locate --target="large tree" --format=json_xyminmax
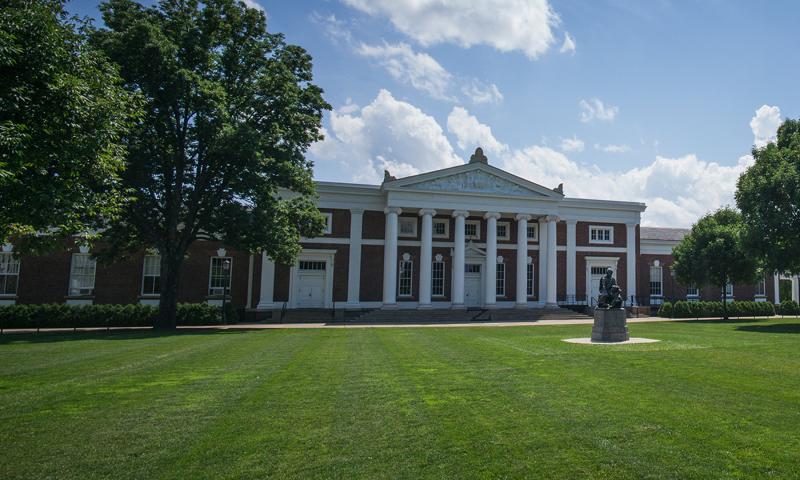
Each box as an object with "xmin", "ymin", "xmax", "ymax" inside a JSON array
[
  {"xmin": 0, "ymin": 0, "xmax": 138, "ymax": 249},
  {"xmin": 672, "ymin": 208, "xmax": 759, "ymax": 320},
  {"xmin": 93, "ymin": 0, "xmax": 329, "ymax": 329},
  {"xmin": 736, "ymin": 119, "xmax": 800, "ymax": 275}
]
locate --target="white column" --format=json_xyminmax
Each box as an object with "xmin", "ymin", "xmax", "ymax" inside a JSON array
[
  {"xmin": 516, "ymin": 214, "xmax": 531, "ymax": 307},
  {"xmin": 451, "ymin": 210, "xmax": 469, "ymax": 309},
  {"xmin": 626, "ymin": 223, "xmax": 638, "ymax": 305},
  {"xmin": 538, "ymin": 217, "xmax": 548, "ymax": 303},
  {"xmin": 257, "ymin": 252, "xmax": 276, "ymax": 309},
  {"xmin": 418, "ymin": 209, "xmax": 436, "ymax": 309},
  {"xmin": 382, "ymin": 207, "xmax": 401, "ymax": 308},
  {"xmin": 346, "ymin": 208, "xmax": 364, "ymax": 308},
  {"xmin": 484, "ymin": 212, "xmax": 501, "ymax": 308},
  {"xmin": 546, "ymin": 216, "xmax": 558, "ymax": 307},
  {"xmin": 793, "ymin": 276, "xmax": 800, "ymax": 303},
  {"xmin": 774, "ymin": 273, "xmax": 781, "ymax": 304},
  {"xmin": 566, "ymin": 220, "xmax": 577, "ymax": 303}
]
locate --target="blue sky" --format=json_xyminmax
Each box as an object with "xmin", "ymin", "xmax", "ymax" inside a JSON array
[{"xmin": 68, "ymin": 0, "xmax": 798, "ymax": 227}]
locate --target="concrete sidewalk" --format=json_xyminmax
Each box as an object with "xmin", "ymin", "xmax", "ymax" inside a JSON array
[{"xmin": 0, "ymin": 315, "xmax": 759, "ymax": 334}]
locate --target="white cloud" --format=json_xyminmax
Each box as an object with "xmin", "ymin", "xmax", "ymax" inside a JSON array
[
  {"xmin": 579, "ymin": 98, "xmax": 619, "ymax": 123},
  {"xmin": 594, "ymin": 143, "xmax": 631, "ymax": 153},
  {"xmin": 312, "ymin": 12, "xmax": 352, "ymax": 44},
  {"xmin": 560, "ymin": 135, "xmax": 584, "ymax": 153},
  {"xmin": 343, "ymin": 0, "xmax": 561, "ymax": 59},
  {"xmin": 461, "ymin": 80, "xmax": 504, "ymax": 105},
  {"xmin": 356, "ymin": 42, "xmax": 454, "ymax": 100},
  {"xmin": 446, "ymin": 106, "xmax": 508, "ymax": 157},
  {"xmin": 559, "ymin": 32, "xmax": 576, "ymax": 54},
  {"xmin": 750, "ymin": 104, "xmax": 781, "ymax": 147},
  {"xmin": 242, "ymin": 0, "xmax": 265, "ymax": 12},
  {"xmin": 309, "ymin": 90, "xmax": 462, "ymax": 183}
]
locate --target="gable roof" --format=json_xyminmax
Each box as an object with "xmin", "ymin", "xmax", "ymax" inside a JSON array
[
  {"xmin": 641, "ymin": 227, "xmax": 690, "ymax": 242},
  {"xmin": 381, "ymin": 161, "xmax": 564, "ymax": 199}
]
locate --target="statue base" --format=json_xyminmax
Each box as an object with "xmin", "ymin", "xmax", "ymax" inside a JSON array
[{"xmin": 591, "ymin": 308, "xmax": 629, "ymax": 342}]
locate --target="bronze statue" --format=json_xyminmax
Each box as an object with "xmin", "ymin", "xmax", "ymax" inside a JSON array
[{"xmin": 597, "ymin": 268, "xmax": 623, "ymax": 309}]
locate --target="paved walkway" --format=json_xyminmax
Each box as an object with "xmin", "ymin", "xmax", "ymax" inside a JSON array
[{"xmin": 0, "ymin": 315, "xmax": 764, "ymax": 334}]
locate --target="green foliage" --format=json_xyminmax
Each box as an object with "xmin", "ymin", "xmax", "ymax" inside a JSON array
[
  {"xmin": 737, "ymin": 119, "xmax": 800, "ymax": 274},
  {"xmin": 778, "ymin": 300, "xmax": 800, "ymax": 316},
  {"xmin": 672, "ymin": 207, "xmax": 759, "ymax": 317},
  {"xmin": 0, "ymin": 303, "xmax": 223, "ymax": 329},
  {"xmin": 657, "ymin": 301, "xmax": 673, "ymax": 317},
  {"xmin": 0, "ymin": 0, "xmax": 140, "ymax": 249},
  {"xmin": 92, "ymin": 0, "xmax": 329, "ymax": 328},
  {"xmin": 658, "ymin": 301, "xmax": 775, "ymax": 319}
]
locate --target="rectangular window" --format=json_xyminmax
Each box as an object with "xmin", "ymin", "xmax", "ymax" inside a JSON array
[
  {"xmin": 591, "ymin": 266, "xmax": 610, "ymax": 275},
  {"xmin": 724, "ymin": 282, "xmax": 734, "ymax": 298},
  {"xmin": 496, "ymin": 222, "xmax": 510, "ymax": 240},
  {"xmin": 142, "ymin": 255, "xmax": 161, "ymax": 295},
  {"xmin": 398, "ymin": 260, "xmax": 413, "ymax": 296},
  {"xmin": 432, "ymin": 261, "xmax": 445, "ymax": 296},
  {"xmin": 756, "ymin": 275, "xmax": 766, "ymax": 297},
  {"xmin": 496, "ymin": 263, "xmax": 505, "ymax": 296},
  {"xmin": 399, "ymin": 217, "xmax": 417, "ymax": 237},
  {"xmin": 68, "ymin": 253, "xmax": 96, "ymax": 296},
  {"xmin": 649, "ymin": 265, "xmax": 663, "ymax": 296},
  {"xmin": 527, "ymin": 263, "xmax": 534, "ymax": 296},
  {"xmin": 299, "ymin": 261, "xmax": 326, "ymax": 270},
  {"xmin": 0, "ymin": 253, "xmax": 20, "ymax": 295},
  {"xmin": 686, "ymin": 284, "xmax": 699, "ymax": 298},
  {"xmin": 321, "ymin": 212, "xmax": 332, "ymax": 234},
  {"xmin": 464, "ymin": 220, "xmax": 480, "ymax": 240},
  {"xmin": 209, "ymin": 257, "xmax": 233, "ymax": 295},
  {"xmin": 465, "ymin": 264, "xmax": 481, "ymax": 273},
  {"xmin": 589, "ymin": 226, "xmax": 614, "ymax": 244},
  {"xmin": 433, "ymin": 219, "xmax": 448, "ymax": 238},
  {"xmin": 526, "ymin": 224, "xmax": 538, "ymax": 241}
]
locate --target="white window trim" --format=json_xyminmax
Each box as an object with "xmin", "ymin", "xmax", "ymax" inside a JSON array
[
  {"xmin": 589, "ymin": 225, "xmax": 614, "ymax": 245},
  {"xmin": 755, "ymin": 274, "xmax": 767, "ymax": 298},
  {"xmin": 321, "ymin": 212, "xmax": 333, "ymax": 234},
  {"xmin": 465, "ymin": 220, "xmax": 481, "ymax": 240},
  {"xmin": 431, "ymin": 260, "xmax": 445, "ymax": 297},
  {"xmin": 526, "ymin": 262, "xmax": 534, "ymax": 297},
  {"xmin": 723, "ymin": 282, "xmax": 734, "ymax": 301},
  {"xmin": 649, "ymin": 264, "xmax": 663, "ymax": 297},
  {"xmin": 0, "ymin": 251, "xmax": 20, "ymax": 297},
  {"xmin": 398, "ymin": 258, "xmax": 413, "ymax": 297},
  {"xmin": 526, "ymin": 223, "xmax": 539, "ymax": 241},
  {"xmin": 68, "ymin": 253, "xmax": 96, "ymax": 297},
  {"xmin": 432, "ymin": 219, "xmax": 449, "ymax": 239},
  {"xmin": 141, "ymin": 254, "xmax": 161, "ymax": 297},
  {"xmin": 496, "ymin": 262, "xmax": 505, "ymax": 297},
  {"xmin": 686, "ymin": 284, "xmax": 699, "ymax": 299},
  {"xmin": 496, "ymin": 221, "xmax": 511, "ymax": 241},
  {"xmin": 208, "ymin": 256, "xmax": 233, "ymax": 296},
  {"xmin": 398, "ymin": 217, "xmax": 418, "ymax": 237}
]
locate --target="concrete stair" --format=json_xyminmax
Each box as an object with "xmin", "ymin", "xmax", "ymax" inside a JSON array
[{"xmin": 347, "ymin": 306, "xmax": 591, "ymax": 324}]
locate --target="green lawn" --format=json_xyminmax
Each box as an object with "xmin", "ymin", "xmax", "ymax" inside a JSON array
[{"xmin": 2, "ymin": 319, "xmax": 800, "ymax": 479}]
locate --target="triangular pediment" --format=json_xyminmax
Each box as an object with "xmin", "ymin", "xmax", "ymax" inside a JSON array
[{"xmin": 382, "ymin": 162, "xmax": 563, "ymax": 199}]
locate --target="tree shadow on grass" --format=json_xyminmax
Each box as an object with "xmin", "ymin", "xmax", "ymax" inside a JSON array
[
  {"xmin": 736, "ymin": 323, "xmax": 800, "ymax": 334},
  {"xmin": 0, "ymin": 328, "xmax": 267, "ymax": 345}
]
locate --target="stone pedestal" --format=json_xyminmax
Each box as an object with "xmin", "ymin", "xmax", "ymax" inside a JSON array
[{"xmin": 591, "ymin": 308, "xmax": 629, "ymax": 342}]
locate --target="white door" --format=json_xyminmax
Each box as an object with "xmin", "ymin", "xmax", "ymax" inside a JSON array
[
  {"xmin": 464, "ymin": 264, "xmax": 482, "ymax": 307},
  {"xmin": 589, "ymin": 265, "xmax": 613, "ymax": 304},
  {"xmin": 295, "ymin": 260, "xmax": 326, "ymax": 308}
]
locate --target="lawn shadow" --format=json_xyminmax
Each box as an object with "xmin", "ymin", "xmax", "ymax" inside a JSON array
[
  {"xmin": 736, "ymin": 323, "xmax": 800, "ymax": 334},
  {"xmin": 0, "ymin": 327, "xmax": 267, "ymax": 345}
]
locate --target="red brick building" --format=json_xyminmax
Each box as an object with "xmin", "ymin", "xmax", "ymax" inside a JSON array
[{"xmin": 1, "ymin": 151, "xmax": 795, "ymax": 313}]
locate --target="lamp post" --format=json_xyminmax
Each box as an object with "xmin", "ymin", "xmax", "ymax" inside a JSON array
[{"xmin": 221, "ymin": 258, "xmax": 231, "ymax": 323}]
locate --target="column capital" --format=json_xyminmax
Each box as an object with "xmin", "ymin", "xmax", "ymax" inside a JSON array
[
  {"xmin": 350, "ymin": 207, "xmax": 364, "ymax": 215},
  {"xmin": 418, "ymin": 208, "xmax": 437, "ymax": 217},
  {"xmin": 626, "ymin": 222, "xmax": 639, "ymax": 228},
  {"xmin": 452, "ymin": 210, "xmax": 470, "ymax": 218},
  {"xmin": 384, "ymin": 207, "xmax": 402, "ymax": 215},
  {"xmin": 544, "ymin": 215, "xmax": 560, "ymax": 223},
  {"xmin": 515, "ymin": 213, "xmax": 532, "ymax": 222},
  {"xmin": 565, "ymin": 218, "xmax": 578, "ymax": 225},
  {"xmin": 484, "ymin": 211, "xmax": 502, "ymax": 220}
]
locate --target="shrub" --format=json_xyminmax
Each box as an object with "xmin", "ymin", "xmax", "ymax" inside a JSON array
[
  {"xmin": 779, "ymin": 300, "xmax": 800, "ymax": 316},
  {"xmin": 654, "ymin": 300, "xmax": 776, "ymax": 319},
  {"xmin": 0, "ymin": 303, "xmax": 225, "ymax": 329},
  {"xmin": 657, "ymin": 301, "xmax": 673, "ymax": 317}
]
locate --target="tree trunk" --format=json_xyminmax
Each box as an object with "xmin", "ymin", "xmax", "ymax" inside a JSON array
[
  {"xmin": 721, "ymin": 284, "xmax": 728, "ymax": 321},
  {"xmin": 154, "ymin": 253, "xmax": 184, "ymax": 330}
]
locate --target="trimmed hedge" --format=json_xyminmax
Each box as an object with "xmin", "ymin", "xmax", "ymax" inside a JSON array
[
  {"xmin": 0, "ymin": 303, "xmax": 228, "ymax": 329},
  {"xmin": 657, "ymin": 300, "xmax": 776, "ymax": 319},
  {"xmin": 778, "ymin": 300, "xmax": 800, "ymax": 316}
]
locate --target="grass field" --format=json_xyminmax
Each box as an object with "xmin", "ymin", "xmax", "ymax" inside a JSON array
[{"xmin": 2, "ymin": 319, "xmax": 800, "ymax": 479}]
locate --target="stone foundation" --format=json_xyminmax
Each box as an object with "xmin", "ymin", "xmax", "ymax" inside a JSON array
[{"xmin": 591, "ymin": 308, "xmax": 629, "ymax": 342}]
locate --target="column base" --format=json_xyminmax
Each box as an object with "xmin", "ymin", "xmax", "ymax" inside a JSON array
[
  {"xmin": 484, "ymin": 303, "xmax": 498, "ymax": 309},
  {"xmin": 545, "ymin": 302, "xmax": 560, "ymax": 309},
  {"xmin": 381, "ymin": 303, "xmax": 399, "ymax": 310},
  {"xmin": 514, "ymin": 302, "xmax": 528, "ymax": 309},
  {"xmin": 451, "ymin": 303, "xmax": 466, "ymax": 310},
  {"xmin": 256, "ymin": 302, "xmax": 280, "ymax": 310},
  {"xmin": 344, "ymin": 302, "xmax": 362, "ymax": 310},
  {"xmin": 417, "ymin": 303, "xmax": 433, "ymax": 310}
]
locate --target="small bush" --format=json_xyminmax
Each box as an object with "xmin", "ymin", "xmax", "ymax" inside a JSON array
[
  {"xmin": 657, "ymin": 301, "xmax": 673, "ymax": 317},
  {"xmin": 0, "ymin": 303, "xmax": 225, "ymax": 329},
  {"xmin": 657, "ymin": 300, "xmax": 776, "ymax": 319},
  {"xmin": 779, "ymin": 300, "xmax": 800, "ymax": 316}
]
